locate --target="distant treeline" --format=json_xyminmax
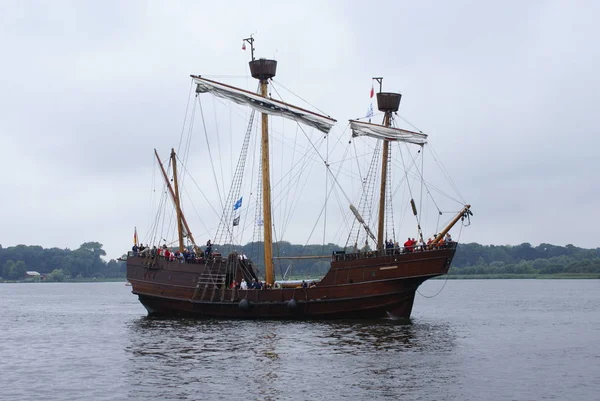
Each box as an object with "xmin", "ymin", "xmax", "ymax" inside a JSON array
[
  {"xmin": 1, "ymin": 241, "xmax": 599, "ymax": 281},
  {"xmin": 0, "ymin": 242, "xmax": 124, "ymax": 281},
  {"xmin": 450, "ymin": 242, "xmax": 600, "ymax": 275}
]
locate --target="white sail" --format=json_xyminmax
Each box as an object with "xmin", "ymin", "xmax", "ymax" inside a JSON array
[
  {"xmin": 193, "ymin": 76, "xmax": 337, "ymax": 134},
  {"xmin": 349, "ymin": 120, "xmax": 428, "ymax": 145}
]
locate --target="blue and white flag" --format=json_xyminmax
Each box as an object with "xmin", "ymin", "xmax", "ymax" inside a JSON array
[
  {"xmin": 233, "ymin": 197, "xmax": 243, "ymax": 210},
  {"xmin": 256, "ymin": 218, "xmax": 264, "ymax": 227},
  {"xmin": 366, "ymin": 103, "xmax": 374, "ymax": 120}
]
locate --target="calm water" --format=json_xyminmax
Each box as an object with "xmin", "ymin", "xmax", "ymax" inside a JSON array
[{"xmin": 1, "ymin": 280, "xmax": 599, "ymax": 401}]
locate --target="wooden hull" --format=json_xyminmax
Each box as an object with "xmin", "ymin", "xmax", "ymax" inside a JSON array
[{"xmin": 126, "ymin": 246, "xmax": 456, "ymax": 320}]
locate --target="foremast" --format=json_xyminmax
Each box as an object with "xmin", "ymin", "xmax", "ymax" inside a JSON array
[
  {"xmin": 374, "ymin": 78, "xmax": 402, "ymax": 250},
  {"xmin": 350, "ymin": 80, "xmax": 471, "ymax": 249}
]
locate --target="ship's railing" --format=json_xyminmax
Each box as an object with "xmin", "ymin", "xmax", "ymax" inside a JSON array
[
  {"xmin": 331, "ymin": 242, "xmax": 458, "ymax": 262},
  {"xmin": 126, "ymin": 250, "xmax": 225, "ymax": 265}
]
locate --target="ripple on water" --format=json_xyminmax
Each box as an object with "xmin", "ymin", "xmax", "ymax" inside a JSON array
[{"xmin": 2, "ymin": 281, "xmax": 599, "ymax": 401}]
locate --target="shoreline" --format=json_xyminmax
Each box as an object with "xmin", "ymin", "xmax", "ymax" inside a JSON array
[
  {"xmin": 437, "ymin": 273, "xmax": 600, "ymax": 279},
  {"xmin": 2, "ymin": 273, "xmax": 600, "ymax": 283}
]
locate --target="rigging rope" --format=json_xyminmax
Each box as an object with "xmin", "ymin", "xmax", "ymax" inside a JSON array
[
  {"xmin": 176, "ymin": 95, "xmax": 198, "ymax": 236},
  {"xmin": 416, "ymin": 275, "xmax": 450, "ymax": 299},
  {"xmin": 197, "ymin": 96, "xmax": 225, "ymax": 214},
  {"xmin": 280, "ymin": 125, "xmax": 299, "ymax": 239},
  {"xmin": 177, "ymin": 80, "xmax": 194, "ymax": 153},
  {"xmin": 417, "ymin": 221, "xmax": 466, "ymax": 299},
  {"xmin": 239, "ymin": 120, "xmax": 260, "ymax": 245},
  {"xmin": 248, "ymin": 93, "xmax": 331, "ymax": 242},
  {"xmin": 302, "ymin": 140, "xmax": 352, "ymax": 248},
  {"xmin": 346, "ymin": 139, "xmax": 381, "ymax": 250},
  {"xmin": 180, "ymin": 185, "xmax": 211, "ymax": 239},
  {"xmin": 276, "ymin": 135, "xmax": 327, "ymax": 239},
  {"xmin": 270, "ymin": 80, "xmax": 331, "ymax": 119},
  {"xmin": 396, "ymin": 114, "xmax": 466, "ymax": 205},
  {"xmin": 177, "ymin": 160, "xmax": 221, "ymax": 219},
  {"xmin": 213, "ymin": 96, "xmax": 227, "ymax": 204},
  {"xmin": 214, "ymin": 108, "xmax": 256, "ymax": 245},
  {"xmin": 144, "ymin": 154, "xmax": 158, "ymax": 244}
]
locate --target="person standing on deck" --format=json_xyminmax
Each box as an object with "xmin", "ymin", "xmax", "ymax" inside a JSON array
[
  {"xmin": 404, "ymin": 238, "xmax": 413, "ymax": 253},
  {"xmin": 205, "ymin": 240, "xmax": 212, "ymax": 258}
]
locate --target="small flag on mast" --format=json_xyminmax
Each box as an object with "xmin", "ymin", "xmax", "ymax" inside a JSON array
[
  {"xmin": 233, "ymin": 197, "xmax": 243, "ymax": 210},
  {"xmin": 242, "ymin": 41, "xmax": 246, "ymax": 51},
  {"xmin": 370, "ymin": 84, "xmax": 374, "ymax": 99},
  {"xmin": 133, "ymin": 227, "xmax": 138, "ymax": 246},
  {"xmin": 366, "ymin": 103, "xmax": 374, "ymax": 123},
  {"xmin": 233, "ymin": 216, "xmax": 240, "ymax": 226}
]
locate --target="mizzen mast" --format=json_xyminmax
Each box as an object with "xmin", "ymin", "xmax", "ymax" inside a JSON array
[
  {"xmin": 374, "ymin": 78, "xmax": 402, "ymax": 250},
  {"xmin": 170, "ymin": 148, "xmax": 185, "ymax": 252},
  {"xmin": 245, "ymin": 36, "xmax": 277, "ymax": 286},
  {"xmin": 154, "ymin": 149, "xmax": 197, "ymax": 253}
]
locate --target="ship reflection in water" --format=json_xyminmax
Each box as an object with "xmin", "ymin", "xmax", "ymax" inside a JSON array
[{"xmin": 125, "ymin": 318, "xmax": 458, "ymax": 401}]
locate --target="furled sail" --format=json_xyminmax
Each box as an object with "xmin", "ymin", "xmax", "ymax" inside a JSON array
[
  {"xmin": 349, "ymin": 120, "xmax": 428, "ymax": 145},
  {"xmin": 192, "ymin": 76, "xmax": 337, "ymax": 134}
]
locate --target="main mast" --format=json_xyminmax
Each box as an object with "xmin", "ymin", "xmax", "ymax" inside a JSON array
[
  {"xmin": 374, "ymin": 78, "xmax": 402, "ymax": 250},
  {"xmin": 246, "ymin": 37, "xmax": 277, "ymax": 286}
]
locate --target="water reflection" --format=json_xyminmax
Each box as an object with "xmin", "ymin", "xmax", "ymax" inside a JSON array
[
  {"xmin": 310, "ymin": 319, "xmax": 456, "ymax": 353},
  {"xmin": 124, "ymin": 317, "xmax": 458, "ymax": 400}
]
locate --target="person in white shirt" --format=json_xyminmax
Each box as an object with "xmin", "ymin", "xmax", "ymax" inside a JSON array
[{"xmin": 240, "ymin": 279, "xmax": 248, "ymax": 290}]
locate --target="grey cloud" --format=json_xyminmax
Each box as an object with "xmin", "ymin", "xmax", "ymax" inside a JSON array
[{"xmin": 1, "ymin": 0, "xmax": 598, "ymax": 260}]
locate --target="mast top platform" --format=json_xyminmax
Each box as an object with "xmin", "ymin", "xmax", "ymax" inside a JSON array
[
  {"xmin": 249, "ymin": 58, "xmax": 277, "ymax": 81},
  {"xmin": 376, "ymin": 92, "xmax": 402, "ymax": 112}
]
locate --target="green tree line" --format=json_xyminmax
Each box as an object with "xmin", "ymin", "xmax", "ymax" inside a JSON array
[
  {"xmin": 449, "ymin": 242, "xmax": 600, "ymax": 276},
  {"xmin": 2, "ymin": 241, "xmax": 599, "ymax": 281},
  {"xmin": 0, "ymin": 242, "xmax": 125, "ymax": 281}
]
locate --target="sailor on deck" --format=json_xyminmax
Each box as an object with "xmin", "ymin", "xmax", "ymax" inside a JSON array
[{"xmin": 205, "ymin": 240, "xmax": 212, "ymax": 258}]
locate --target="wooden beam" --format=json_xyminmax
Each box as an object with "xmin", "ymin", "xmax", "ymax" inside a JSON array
[{"xmin": 260, "ymin": 80, "xmax": 274, "ymax": 286}]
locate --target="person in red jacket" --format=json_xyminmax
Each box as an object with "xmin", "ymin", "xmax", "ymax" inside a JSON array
[{"xmin": 404, "ymin": 238, "xmax": 413, "ymax": 253}]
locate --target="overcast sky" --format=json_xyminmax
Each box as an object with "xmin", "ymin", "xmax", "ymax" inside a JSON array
[{"xmin": 1, "ymin": 0, "xmax": 598, "ymax": 259}]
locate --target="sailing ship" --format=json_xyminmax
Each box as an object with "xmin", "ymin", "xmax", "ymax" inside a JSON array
[{"xmin": 126, "ymin": 37, "xmax": 472, "ymax": 319}]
